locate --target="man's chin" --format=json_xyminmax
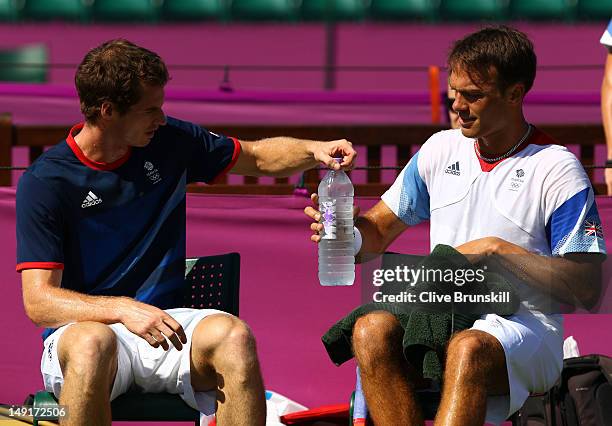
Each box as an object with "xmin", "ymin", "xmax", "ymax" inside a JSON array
[
  {"xmin": 460, "ymin": 127, "xmax": 478, "ymax": 139},
  {"xmin": 133, "ymin": 138, "xmax": 152, "ymax": 147}
]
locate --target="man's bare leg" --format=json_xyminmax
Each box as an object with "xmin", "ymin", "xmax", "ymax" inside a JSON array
[
  {"xmin": 57, "ymin": 322, "xmax": 118, "ymax": 426},
  {"xmin": 435, "ymin": 330, "xmax": 509, "ymax": 426},
  {"xmin": 352, "ymin": 311, "xmax": 428, "ymax": 426},
  {"xmin": 190, "ymin": 314, "xmax": 266, "ymax": 426}
]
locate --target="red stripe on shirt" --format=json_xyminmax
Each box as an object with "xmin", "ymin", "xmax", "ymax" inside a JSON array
[
  {"xmin": 475, "ymin": 126, "xmax": 554, "ymax": 172},
  {"xmin": 210, "ymin": 137, "xmax": 242, "ymax": 184},
  {"xmin": 66, "ymin": 123, "xmax": 131, "ymax": 171},
  {"xmin": 16, "ymin": 262, "xmax": 64, "ymax": 272}
]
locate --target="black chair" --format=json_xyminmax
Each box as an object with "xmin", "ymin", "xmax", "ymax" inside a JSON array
[{"xmin": 32, "ymin": 252, "xmax": 240, "ymax": 425}]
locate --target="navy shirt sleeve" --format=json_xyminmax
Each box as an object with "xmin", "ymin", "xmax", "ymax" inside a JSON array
[
  {"xmin": 165, "ymin": 117, "xmax": 241, "ymax": 184},
  {"xmin": 16, "ymin": 172, "xmax": 65, "ymax": 271}
]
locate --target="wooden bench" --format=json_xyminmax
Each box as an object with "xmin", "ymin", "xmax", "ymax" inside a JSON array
[{"xmin": 0, "ymin": 115, "xmax": 606, "ymax": 196}]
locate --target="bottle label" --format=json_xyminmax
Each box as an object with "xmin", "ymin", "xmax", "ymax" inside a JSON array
[{"xmin": 320, "ymin": 199, "xmax": 336, "ymax": 240}]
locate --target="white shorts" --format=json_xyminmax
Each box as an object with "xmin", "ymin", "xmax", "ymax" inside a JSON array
[
  {"xmin": 40, "ymin": 308, "xmax": 231, "ymax": 416},
  {"xmin": 471, "ymin": 309, "xmax": 563, "ymax": 425}
]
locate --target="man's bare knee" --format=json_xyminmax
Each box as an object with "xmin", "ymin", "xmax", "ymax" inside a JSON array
[
  {"xmin": 447, "ymin": 330, "xmax": 494, "ymax": 364},
  {"xmin": 445, "ymin": 330, "xmax": 508, "ymax": 394},
  {"xmin": 58, "ymin": 322, "xmax": 118, "ymax": 377},
  {"xmin": 352, "ymin": 311, "xmax": 403, "ymax": 367},
  {"xmin": 192, "ymin": 314, "xmax": 259, "ymax": 378}
]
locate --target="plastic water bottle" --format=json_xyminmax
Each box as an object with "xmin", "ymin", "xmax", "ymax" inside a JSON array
[{"xmin": 318, "ymin": 158, "xmax": 355, "ymax": 286}]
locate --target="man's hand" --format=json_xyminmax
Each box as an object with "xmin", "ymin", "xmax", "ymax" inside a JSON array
[
  {"xmin": 118, "ymin": 298, "xmax": 188, "ymax": 351},
  {"xmin": 304, "ymin": 193, "xmax": 360, "ymax": 243},
  {"xmin": 455, "ymin": 237, "xmax": 505, "ymax": 263},
  {"xmin": 312, "ymin": 139, "xmax": 356, "ymax": 171}
]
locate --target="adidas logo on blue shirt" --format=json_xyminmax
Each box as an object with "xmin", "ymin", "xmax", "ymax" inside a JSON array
[
  {"xmin": 445, "ymin": 161, "xmax": 460, "ymax": 176},
  {"xmin": 81, "ymin": 191, "xmax": 102, "ymax": 208}
]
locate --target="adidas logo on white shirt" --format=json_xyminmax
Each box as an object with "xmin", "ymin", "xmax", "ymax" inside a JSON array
[
  {"xmin": 445, "ymin": 161, "xmax": 460, "ymax": 176},
  {"xmin": 81, "ymin": 191, "xmax": 102, "ymax": 208}
]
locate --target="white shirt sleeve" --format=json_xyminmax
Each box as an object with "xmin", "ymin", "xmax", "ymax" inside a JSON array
[{"xmin": 381, "ymin": 148, "xmax": 431, "ymax": 226}]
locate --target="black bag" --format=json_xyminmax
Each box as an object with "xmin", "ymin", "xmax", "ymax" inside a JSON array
[{"xmin": 514, "ymin": 354, "xmax": 612, "ymax": 426}]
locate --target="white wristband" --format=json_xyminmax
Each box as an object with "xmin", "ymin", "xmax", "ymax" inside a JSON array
[{"xmin": 353, "ymin": 226, "xmax": 362, "ymax": 256}]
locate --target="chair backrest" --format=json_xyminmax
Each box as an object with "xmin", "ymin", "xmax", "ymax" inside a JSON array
[
  {"xmin": 0, "ymin": 44, "xmax": 48, "ymax": 82},
  {"xmin": 182, "ymin": 252, "xmax": 240, "ymax": 316}
]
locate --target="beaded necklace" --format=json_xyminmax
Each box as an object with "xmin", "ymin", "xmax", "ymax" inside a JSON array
[{"xmin": 474, "ymin": 124, "xmax": 532, "ymax": 163}]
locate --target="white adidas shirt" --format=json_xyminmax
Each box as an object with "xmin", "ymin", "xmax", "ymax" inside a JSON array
[{"xmin": 382, "ymin": 128, "xmax": 605, "ymax": 258}]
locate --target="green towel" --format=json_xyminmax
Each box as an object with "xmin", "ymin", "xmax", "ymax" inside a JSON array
[{"xmin": 321, "ymin": 244, "xmax": 519, "ymax": 381}]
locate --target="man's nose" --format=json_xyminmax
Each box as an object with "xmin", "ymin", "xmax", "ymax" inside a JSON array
[{"xmin": 452, "ymin": 94, "xmax": 467, "ymax": 112}]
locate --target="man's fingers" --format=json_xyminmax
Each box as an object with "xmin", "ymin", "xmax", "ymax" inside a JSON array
[
  {"xmin": 158, "ymin": 323, "xmax": 184, "ymax": 351},
  {"xmin": 144, "ymin": 333, "xmax": 161, "ymax": 349},
  {"xmin": 311, "ymin": 234, "xmax": 321, "ymax": 243},
  {"xmin": 304, "ymin": 206, "xmax": 321, "ymax": 221},
  {"xmin": 340, "ymin": 151, "xmax": 357, "ymax": 169},
  {"xmin": 150, "ymin": 331, "xmax": 170, "ymax": 351},
  {"xmin": 313, "ymin": 139, "xmax": 356, "ymax": 170},
  {"xmin": 163, "ymin": 316, "xmax": 187, "ymax": 344},
  {"xmin": 321, "ymin": 155, "xmax": 339, "ymax": 170},
  {"xmin": 310, "ymin": 193, "xmax": 318, "ymax": 205},
  {"xmin": 331, "ymin": 139, "xmax": 357, "ymax": 169},
  {"xmin": 165, "ymin": 332, "xmax": 184, "ymax": 351},
  {"xmin": 310, "ymin": 223, "xmax": 323, "ymax": 232}
]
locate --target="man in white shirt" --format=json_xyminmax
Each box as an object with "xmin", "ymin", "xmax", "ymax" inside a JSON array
[{"xmin": 306, "ymin": 26, "xmax": 605, "ymax": 425}]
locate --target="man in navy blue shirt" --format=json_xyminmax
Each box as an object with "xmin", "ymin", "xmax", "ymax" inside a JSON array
[{"xmin": 16, "ymin": 39, "xmax": 356, "ymax": 426}]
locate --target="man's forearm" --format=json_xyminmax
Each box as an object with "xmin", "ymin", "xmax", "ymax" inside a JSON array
[
  {"xmin": 242, "ymin": 137, "xmax": 319, "ymax": 177},
  {"xmin": 354, "ymin": 202, "xmax": 409, "ymax": 264},
  {"xmin": 490, "ymin": 240, "xmax": 602, "ymax": 309},
  {"xmin": 234, "ymin": 137, "xmax": 354, "ymax": 177},
  {"xmin": 24, "ymin": 285, "xmax": 127, "ymax": 328}
]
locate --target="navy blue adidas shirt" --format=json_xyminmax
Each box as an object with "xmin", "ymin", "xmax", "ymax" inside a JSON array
[{"xmin": 16, "ymin": 117, "xmax": 240, "ymax": 339}]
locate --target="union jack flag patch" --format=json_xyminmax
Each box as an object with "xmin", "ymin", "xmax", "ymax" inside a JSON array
[{"xmin": 584, "ymin": 220, "xmax": 603, "ymax": 238}]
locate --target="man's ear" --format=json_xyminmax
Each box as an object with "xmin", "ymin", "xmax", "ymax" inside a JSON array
[
  {"xmin": 506, "ymin": 83, "xmax": 525, "ymax": 105},
  {"xmin": 100, "ymin": 102, "xmax": 114, "ymax": 119}
]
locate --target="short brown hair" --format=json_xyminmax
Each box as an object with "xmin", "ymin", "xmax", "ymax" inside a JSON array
[
  {"xmin": 448, "ymin": 26, "xmax": 536, "ymax": 95},
  {"xmin": 75, "ymin": 39, "xmax": 169, "ymax": 123}
]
